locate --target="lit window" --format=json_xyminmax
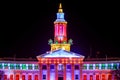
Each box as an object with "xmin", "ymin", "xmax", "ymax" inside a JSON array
[
  {"xmin": 16, "ymin": 64, "xmax": 20, "ymax": 69},
  {"xmin": 22, "ymin": 64, "xmax": 26, "ymax": 70},
  {"xmin": 108, "ymin": 74, "xmax": 112, "ymax": 80},
  {"xmin": 28, "ymin": 64, "xmax": 32, "ymax": 70},
  {"xmin": 96, "ymin": 75, "xmax": 99, "ymax": 80},
  {"xmin": 95, "ymin": 64, "xmax": 99, "ymax": 69},
  {"xmin": 0, "ymin": 63, "xmax": 3, "ymax": 69},
  {"xmin": 83, "ymin": 75, "xmax": 87, "ymax": 80},
  {"xmin": 58, "ymin": 64, "xmax": 63, "ymax": 70},
  {"xmin": 113, "ymin": 64, "xmax": 117, "ymax": 70},
  {"xmin": 22, "ymin": 75, "xmax": 25, "ymax": 80},
  {"xmin": 34, "ymin": 65, "xmax": 39, "ymax": 69},
  {"xmin": 83, "ymin": 64, "xmax": 87, "ymax": 69},
  {"xmin": 101, "ymin": 64, "xmax": 105, "ymax": 69},
  {"xmin": 4, "ymin": 63, "xmax": 8, "ymax": 69},
  {"xmin": 90, "ymin": 75, "xmax": 93, "ymax": 80},
  {"xmin": 10, "ymin": 64, "xmax": 14, "ymax": 69},
  {"xmin": 35, "ymin": 75, "xmax": 38, "ymax": 80},
  {"xmin": 89, "ymin": 64, "xmax": 93, "ymax": 69},
  {"xmin": 107, "ymin": 64, "xmax": 111, "ymax": 69}
]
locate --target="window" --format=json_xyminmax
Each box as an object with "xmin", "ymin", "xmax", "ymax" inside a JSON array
[
  {"xmin": 83, "ymin": 64, "xmax": 87, "ymax": 69},
  {"xmin": 28, "ymin": 75, "xmax": 32, "ymax": 80},
  {"xmin": 4, "ymin": 75, "xmax": 7, "ymax": 80},
  {"xmin": 10, "ymin": 74, "xmax": 13, "ymax": 80},
  {"xmin": 113, "ymin": 64, "xmax": 117, "ymax": 70},
  {"xmin": 58, "ymin": 64, "xmax": 63, "ymax": 70},
  {"xmin": 90, "ymin": 75, "xmax": 93, "ymax": 80},
  {"xmin": 10, "ymin": 64, "xmax": 14, "ymax": 69},
  {"xmin": 107, "ymin": 64, "xmax": 111, "ymax": 69},
  {"xmin": 0, "ymin": 63, "xmax": 3, "ymax": 69},
  {"xmin": 102, "ymin": 74, "xmax": 106, "ymax": 80},
  {"xmin": 108, "ymin": 74, "xmax": 112, "ymax": 80},
  {"xmin": 22, "ymin": 64, "xmax": 26, "ymax": 70},
  {"xmin": 95, "ymin": 64, "xmax": 99, "ymax": 69},
  {"xmin": 50, "ymin": 65, "xmax": 54, "ymax": 69},
  {"xmin": 43, "ymin": 75, "xmax": 46, "ymax": 79},
  {"xmin": 34, "ymin": 65, "xmax": 39, "ymax": 69},
  {"xmin": 96, "ymin": 75, "xmax": 99, "ymax": 80},
  {"xmin": 83, "ymin": 75, "xmax": 87, "ymax": 80},
  {"xmin": 16, "ymin": 64, "xmax": 20, "ymax": 69},
  {"xmin": 75, "ymin": 75, "xmax": 79, "ymax": 79},
  {"xmin": 89, "ymin": 64, "xmax": 93, "ymax": 69},
  {"xmin": 42, "ymin": 65, "xmax": 47, "ymax": 70},
  {"xmin": 75, "ymin": 65, "xmax": 79, "ymax": 70},
  {"xmin": 4, "ymin": 63, "xmax": 8, "ymax": 69},
  {"xmin": 22, "ymin": 75, "xmax": 25, "ymax": 80},
  {"xmin": 101, "ymin": 64, "xmax": 105, "ymax": 69},
  {"xmin": 16, "ymin": 74, "xmax": 19, "ymax": 80},
  {"xmin": 67, "ymin": 65, "xmax": 71, "ymax": 69},
  {"xmin": 35, "ymin": 75, "xmax": 38, "ymax": 80},
  {"xmin": 28, "ymin": 64, "xmax": 32, "ymax": 70}
]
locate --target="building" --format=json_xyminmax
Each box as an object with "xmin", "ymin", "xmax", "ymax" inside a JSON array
[{"xmin": 0, "ymin": 3, "xmax": 120, "ymax": 80}]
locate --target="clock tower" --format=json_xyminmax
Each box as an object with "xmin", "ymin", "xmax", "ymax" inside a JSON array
[{"xmin": 48, "ymin": 3, "xmax": 73, "ymax": 51}]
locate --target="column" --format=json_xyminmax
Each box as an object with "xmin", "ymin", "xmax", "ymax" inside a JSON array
[
  {"xmin": 64, "ymin": 63, "xmax": 66, "ymax": 80},
  {"xmin": 39, "ymin": 64, "xmax": 42, "ymax": 80},
  {"xmin": 47, "ymin": 63, "xmax": 50, "ymax": 80},
  {"xmin": 55, "ymin": 63, "xmax": 58, "ymax": 80},
  {"xmin": 80, "ymin": 63, "xmax": 83, "ymax": 80},
  {"xmin": 71, "ymin": 63, "xmax": 74, "ymax": 80}
]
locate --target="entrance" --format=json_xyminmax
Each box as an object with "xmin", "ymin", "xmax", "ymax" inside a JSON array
[{"xmin": 58, "ymin": 77, "xmax": 63, "ymax": 80}]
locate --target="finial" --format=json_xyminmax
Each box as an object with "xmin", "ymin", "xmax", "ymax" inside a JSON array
[
  {"xmin": 58, "ymin": 3, "xmax": 63, "ymax": 13},
  {"xmin": 59, "ymin": 3, "xmax": 62, "ymax": 9}
]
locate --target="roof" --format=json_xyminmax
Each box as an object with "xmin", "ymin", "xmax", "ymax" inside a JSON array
[{"xmin": 37, "ymin": 49, "xmax": 84, "ymax": 58}]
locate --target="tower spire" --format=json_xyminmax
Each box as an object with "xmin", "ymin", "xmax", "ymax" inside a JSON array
[{"xmin": 58, "ymin": 3, "xmax": 63, "ymax": 13}]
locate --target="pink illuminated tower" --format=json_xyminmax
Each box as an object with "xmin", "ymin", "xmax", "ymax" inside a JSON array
[
  {"xmin": 49, "ymin": 3, "xmax": 73, "ymax": 51},
  {"xmin": 54, "ymin": 3, "xmax": 67, "ymax": 43}
]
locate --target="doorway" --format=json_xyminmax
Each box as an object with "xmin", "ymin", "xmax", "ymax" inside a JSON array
[{"xmin": 58, "ymin": 77, "xmax": 63, "ymax": 80}]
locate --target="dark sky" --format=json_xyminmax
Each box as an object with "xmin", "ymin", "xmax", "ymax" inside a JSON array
[{"xmin": 0, "ymin": 0, "xmax": 120, "ymax": 58}]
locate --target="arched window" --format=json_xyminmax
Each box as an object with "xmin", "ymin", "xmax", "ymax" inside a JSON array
[
  {"xmin": 16, "ymin": 74, "xmax": 19, "ymax": 80},
  {"xmin": 96, "ymin": 74, "xmax": 99, "ymax": 80},
  {"xmin": 10, "ymin": 74, "xmax": 13, "ymax": 80},
  {"xmin": 28, "ymin": 75, "xmax": 32, "ymax": 80},
  {"xmin": 34, "ymin": 75, "xmax": 38, "ymax": 80},
  {"xmin": 108, "ymin": 74, "xmax": 112, "ymax": 80},
  {"xmin": 90, "ymin": 75, "xmax": 93, "ymax": 80},
  {"xmin": 83, "ymin": 75, "xmax": 87, "ymax": 80},
  {"xmin": 22, "ymin": 75, "xmax": 25, "ymax": 80}
]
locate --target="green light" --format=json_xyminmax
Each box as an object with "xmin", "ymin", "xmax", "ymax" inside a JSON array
[
  {"xmin": 22, "ymin": 64, "xmax": 26, "ymax": 70},
  {"xmin": 0, "ymin": 63, "xmax": 3, "ymax": 69},
  {"xmin": 101, "ymin": 64, "xmax": 105, "ymax": 69}
]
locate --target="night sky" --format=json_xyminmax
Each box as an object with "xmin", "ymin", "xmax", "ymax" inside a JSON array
[{"xmin": 0, "ymin": 0, "xmax": 120, "ymax": 58}]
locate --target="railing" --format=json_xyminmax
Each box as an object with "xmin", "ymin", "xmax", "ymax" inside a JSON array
[
  {"xmin": 0, "ymin": 57, "xmax": 37, "ymax": 61},
  {"xmin": 84, "ymin": 57, "xmax": 120, "ymax": 61}
]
